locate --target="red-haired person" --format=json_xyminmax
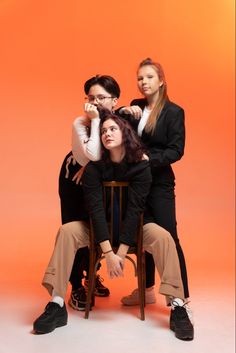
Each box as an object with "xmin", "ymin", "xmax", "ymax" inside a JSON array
[{"xmin": 120, "ymin": 58, "xmax": 193, "ymax": 340}]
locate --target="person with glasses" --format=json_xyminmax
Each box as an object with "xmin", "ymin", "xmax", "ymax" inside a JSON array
[{"xmin": 58, "ymin": 75, "xmax": 120, "ymax": 311}]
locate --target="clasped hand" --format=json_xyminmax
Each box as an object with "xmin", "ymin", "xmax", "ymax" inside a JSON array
[{"xmin": 105, "ymin": 252, "xmax": 125, "ymax": 279}]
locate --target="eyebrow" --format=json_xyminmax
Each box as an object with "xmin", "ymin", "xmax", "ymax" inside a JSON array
[{"xmin": 101, "ymin": 124, "xmax": 118, "ymax": 132}]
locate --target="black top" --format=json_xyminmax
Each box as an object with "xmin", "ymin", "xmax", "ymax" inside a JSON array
[
  {"xmin": 82, "ymin": 160, "xmax": 152, "ymax": 246},
  {"xmin": 59, "ymin": 151, "xmax": 89, "ymax": 223},
  {"xmin": 124, "ymin": 99, "xmax": 185, "ymax": 183}
]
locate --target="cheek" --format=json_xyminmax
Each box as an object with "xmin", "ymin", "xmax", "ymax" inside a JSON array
[
  {"xmin": 102, "ymin": 101, "xmax": 113, "ymax": 110},
  {"xmin": 117, "ymin": 132, "xmax": 123, "ymax": 143},
  {"xmin": 101, "ymin": 135, "xmax": 105, "ymax": 145},
  {"xmin": 137, "ymin": 83, "xmax": 142, "ymax": 92}
]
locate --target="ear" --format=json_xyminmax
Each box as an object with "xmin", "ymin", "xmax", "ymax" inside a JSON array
[
  {"xmin": 159, "ymin": 81, "xmax": 164, "ymax": 87},
  {"xmin": 112, "ymin": 97, "xmax": 118, "ymax": 107}
]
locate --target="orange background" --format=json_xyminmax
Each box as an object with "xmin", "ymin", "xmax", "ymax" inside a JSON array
[{"xmin": 0, "ymin": 0, "xmax": 234, "ymax": 293}]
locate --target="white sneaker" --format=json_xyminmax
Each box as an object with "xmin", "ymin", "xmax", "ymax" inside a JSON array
[{"xmin": 121, "ymin": 287, "xmax": 156, "ymax": 306}]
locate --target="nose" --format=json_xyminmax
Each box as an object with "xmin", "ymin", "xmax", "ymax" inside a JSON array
[
  {"xmin": 142, "ymin": 77, "xmax": 147, "ymax": 84},
  {"xmin": 105, "ymin": 129, "xmax": 111, "ymax": 137},
  {"xmin": 90, "ymin": 98, "xmax": 99, "ymax": 105}
]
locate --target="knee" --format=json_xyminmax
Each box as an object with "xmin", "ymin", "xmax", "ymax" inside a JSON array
[
  {"xmin": 57, "ymin": 222, "xmax": 78, "ymax": 242},
  {"xmin": 57, "ymin": 221, "xmax": 89, "ymax": 247},
  {"xmin": 156, "ymin": 228, "xmax": 174, "ymax": 248},
  {"xmin": 144, "ymin": 223, "xmax": 175, "ymax": 247}
]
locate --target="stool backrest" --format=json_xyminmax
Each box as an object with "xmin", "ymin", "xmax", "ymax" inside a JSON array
[{"xmin": 103, "ymin": 181, "xmax": 128, "ymax": 246}]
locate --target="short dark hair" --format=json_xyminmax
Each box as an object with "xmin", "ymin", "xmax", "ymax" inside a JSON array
[
  {"xmin": 100, "ymin": 111, "xmax": 146, "ymax": 163},
  {"xmin": 84, "ymin": 75, "xmax": 120, "ymax": 98}
]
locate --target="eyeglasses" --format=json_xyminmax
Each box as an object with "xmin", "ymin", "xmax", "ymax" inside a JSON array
[{"xmin": 85, "ymin": 95, "xmax": 114, "ymax": 104}]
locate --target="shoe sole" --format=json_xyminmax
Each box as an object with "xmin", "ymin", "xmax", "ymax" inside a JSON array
[
  {"xmin": 170, "ymin": 322, "xmax": 194, "ymax": 341},
  {"xmin": 121, "ymin": 299, "xmax": 156, "ymax": 306},
  {"xmin": 34, "ymin": 318, "xmax": 67, "ymax": 334},
  {"xmin": 68, "ymin": 299, "xmax": 93, "ymax": 312},
  {"xmin": 94, "ymin": 291, "xmax": 110, "ymax": 297},
  {"xmin": 84, "ymin": 287, "xmax": 110, "ymax": 297}
]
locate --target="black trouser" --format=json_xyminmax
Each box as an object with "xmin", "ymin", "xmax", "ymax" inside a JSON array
[
  {"xmin": 59, "ymin": 152, "xmax": 90, "ymax": 290},
  {"xmin": 144, "ymin": 181, "xmax": 189, "ymax": 298}
]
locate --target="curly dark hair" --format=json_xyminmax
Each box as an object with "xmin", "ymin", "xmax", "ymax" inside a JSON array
[{"xmin": 99, "ymin": 110, "xmax": 146, "ymax": 163}]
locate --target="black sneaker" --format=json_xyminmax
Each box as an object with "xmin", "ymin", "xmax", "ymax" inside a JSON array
[
  {"xmin": 84, "ymin": 275, "xmax": 110, "ymax": 297},
  {"xmin": 33, "ymin": 302, "xmax": 68, "ymax": 334},
  {"xmin": 170, "ymin": 301, "xmax": 194, "ymax": 341},
  {"xmin": 68, "ymin": 286, "xmax": 93, "ymax": 311}
]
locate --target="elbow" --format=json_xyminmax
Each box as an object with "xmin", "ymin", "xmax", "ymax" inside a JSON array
[
  {"xmin": 178, "ymin": 148, "xmax": 184, "ymax": 160},
  {"xmin": 88, "ymin": 154, "xmax": 100, "ymax": 162},
  {"xmin": 86, "ymin": 149, "xmax": 101, "ymax": 161}
]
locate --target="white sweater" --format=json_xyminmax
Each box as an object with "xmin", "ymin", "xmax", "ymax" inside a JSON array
[{"xmin": 72, "ymin": 116, "xmax": 101, "ymax": 166}]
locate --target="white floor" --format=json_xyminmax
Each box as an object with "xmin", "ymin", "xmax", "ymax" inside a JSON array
[{"xmin": 0, "ymin": 269, "xmax": 235, "ymax": 353}]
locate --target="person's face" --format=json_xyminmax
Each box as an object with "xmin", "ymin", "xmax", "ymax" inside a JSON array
[
  {"xmin": 137, "ymin": 65, "xmax": 163, "ymax": 98},
  {"xmin": 101, "ymin": 118, "xmax": 123, "ymax": 151},
  {"xmin": 87, "ymin": 84, "xmax": 118, "ymax": 111}
]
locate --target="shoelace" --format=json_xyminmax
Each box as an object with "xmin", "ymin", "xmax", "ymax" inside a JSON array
[{"xmin": 171, "ymin": 300, "xmax": 193, "ymax": 323}]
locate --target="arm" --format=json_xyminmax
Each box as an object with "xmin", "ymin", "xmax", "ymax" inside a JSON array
[
  {"xmin": 82, "ymin": 162, "xmax": 110, "ymax": 243},
  {"xmin": 121, "ymin": 99, "xmax": 185, "ymax": 167},
  {"xmin": 82, "ymin": 162, "xmax": 124, "ymax": 278},
  {"xmin": 148, "ymin": 107, "xmax": 185, "ymax": 168},
  {"xmin": 72, "ymin": 116, "xmax": 101, "ymax": 166},
  {"xmin": 119, "ymin": 161, "xmax": 152, "ymax": 247}
]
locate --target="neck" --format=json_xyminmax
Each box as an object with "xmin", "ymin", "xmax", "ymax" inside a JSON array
[
  {"xmin": 146, "ymin": 91, "xmax": 159, "ymax": 110},
  {"xmin": 110, "ymin": 146, "xmax": 125, "ymax": 163}
]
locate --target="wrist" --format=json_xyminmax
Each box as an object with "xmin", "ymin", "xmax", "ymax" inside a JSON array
[
  {"xmin": 117, "ymin": 252, "xmax": 126, "ymax": 259},
  {"xmin": 117, "ymin": 244, "xmax": 129, "ymax": 258},
  {"xmin": 103, "ymin": 249, "xmax": 113, "ymax": 255}
]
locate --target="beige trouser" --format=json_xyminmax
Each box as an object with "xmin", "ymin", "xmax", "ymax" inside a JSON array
[{"xmin": 42, "ymin": 221, "xmax": 184, "ymax": 302}]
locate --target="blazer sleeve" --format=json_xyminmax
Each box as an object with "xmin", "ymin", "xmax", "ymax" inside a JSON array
[
  {"xmin": 82, "ymin": 162, "xmax": 110, "ymax": 244},
  {"xmin": 149, "ymin": 107, "xmax": 185, "ymax": 167},
  {"xmin": 119, "ymin": 162, "xmax": 152, "ymax": 246}
]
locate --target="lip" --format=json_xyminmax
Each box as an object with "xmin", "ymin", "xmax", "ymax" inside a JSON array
[{"xmin": 105, "ymin": 139, "xmax": 114, "ymax": 143}]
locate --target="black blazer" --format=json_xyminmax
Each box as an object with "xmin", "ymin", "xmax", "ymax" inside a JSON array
[
  {"xmin": 126, "ymin": 99, "xmax": 185, "ymax": 184},
  {"xmin": 82, "ymin": 160, "xmax": 152, "ymax": 246}
]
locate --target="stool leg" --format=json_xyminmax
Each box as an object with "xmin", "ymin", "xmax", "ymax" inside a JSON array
[
  {"xmin": 137, "ymin": 251, "xmax": 145, "ymax": 321},
  {"xmin": 85, "ymin": 249, "xmax": 96, "ymax": 319}
]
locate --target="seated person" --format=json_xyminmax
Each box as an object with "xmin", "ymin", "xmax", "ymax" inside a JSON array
[{"xmin": 33, "ymin": 113, "xmax": 193, "ymax": 341}]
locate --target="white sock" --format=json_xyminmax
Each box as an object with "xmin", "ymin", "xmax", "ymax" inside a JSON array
[
  {"xmin": 171, "ymin": 297, "xmax": 184, "ymax": 308},
  {"xmin": 51, "ymin": 289, "xmax": 64, "ymax": 308},
  {"xmin": 171, "ymin": 298, "xmax": 194, "ymax": 324}
]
